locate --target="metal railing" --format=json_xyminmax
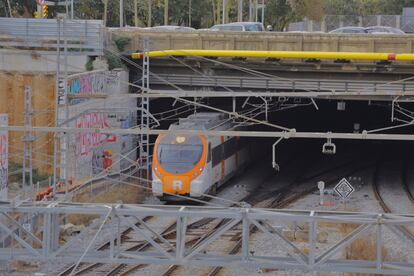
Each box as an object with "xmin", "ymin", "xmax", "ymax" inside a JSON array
[
  {"xmin": 0, "ymin": 17, "xmax": 104, "ymax": 55},
  {"xmin": 288, "ymin": 15, "xmax": 414, "ymax": 33},
  {"xmin": 150, "ymin": 74, "xmax": 414, "ymax": 94},
  {"xmin": 0, "ymin": 202, "xmax": 413, "ymax": 274}
]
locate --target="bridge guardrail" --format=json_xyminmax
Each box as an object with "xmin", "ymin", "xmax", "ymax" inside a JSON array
[{"xmin": 0, "ymin": 18, "xmax": 104, "ymax": 55}]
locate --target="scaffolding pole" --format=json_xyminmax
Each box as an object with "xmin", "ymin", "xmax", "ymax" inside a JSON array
[
  {"xmin": 140, "ymin": 37, "xmax": 150, "ymax": 186},
  {"xmin": 53, "ymin": 14, "xmax": 69, "ymax": 197},
  {"xmin": 22, "ymin": 85, "xmax": 34, "ymax": 200}
]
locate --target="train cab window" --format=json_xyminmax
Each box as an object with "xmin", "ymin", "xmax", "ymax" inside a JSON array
[{"xmin": 157, "ymin": 135, "xmax": 204, "ymax": 174}]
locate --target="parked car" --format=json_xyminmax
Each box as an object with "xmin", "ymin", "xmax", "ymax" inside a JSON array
[
  {"xmin": 329, "ymin": 26, "xmax": 405, "ymax": 35},
  {"xmin": 365, "ymin": 26, "xmax": 405, "ymax": 34},
  {"xmin": 144, "ymin": 25, "xmax": 196, "ymax": 32},
  {"xmin": 210, "ymin": 22, "xmax": 265, "ymax": 32},
  {"xmin": 329, "ymin": 27, "xmax": 368, "ymax": 34}
]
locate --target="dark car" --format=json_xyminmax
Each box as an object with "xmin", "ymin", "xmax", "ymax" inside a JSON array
[{"xmin": 365, "ymin": 26, "xmax": 405, "ymax": 34}]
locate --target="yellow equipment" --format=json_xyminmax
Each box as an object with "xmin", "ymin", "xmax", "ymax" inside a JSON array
[
  {"xmin": 42, "ymin": 5, "xmax": 48, "ymax": 18},
  {"xmin": 131, "ymin": 49, "xmax": 414, "ymax": 61}
]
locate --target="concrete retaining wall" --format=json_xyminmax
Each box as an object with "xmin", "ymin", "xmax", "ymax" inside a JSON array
[
  {"xmin": 0, "ymin": 72, "xmax": 55, "ymax": 174},
  {"xmin": 0, "ymin": 49, "xmax": 88, "ymax": 73},
  {"xmin": 59, "ymin": 70, "xmax": 137, "ymax": 184}
]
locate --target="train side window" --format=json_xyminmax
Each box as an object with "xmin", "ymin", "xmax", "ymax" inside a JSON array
[
  {"xmin": 212, "ymin": 145, "xmax": 222, "ymax": 167},
  {"xmin": 223, "ymin": 138, "xmax": 236, "ymax": 160}
]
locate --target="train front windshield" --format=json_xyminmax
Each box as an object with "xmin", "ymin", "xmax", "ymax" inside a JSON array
[{"xmin": 157, "ymin": 136, "xmax": 203, "ymax": 174}]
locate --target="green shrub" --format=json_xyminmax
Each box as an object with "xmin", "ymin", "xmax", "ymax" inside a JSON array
[
  {"xmin": 113, "ymin": 36, "xmax": 131, "ymax": 52},
  {"xmin": 106, "ymin": 53, "xmax": 125, "ymax": 70},
  {"xmin": 85, "ymin": 58, "xmax": 94, "ymax": 71}
]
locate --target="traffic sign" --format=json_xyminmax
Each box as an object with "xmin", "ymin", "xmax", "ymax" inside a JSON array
[{"xmin": 334, "ymin": 178, "xmax": 355, "ymax": 199}]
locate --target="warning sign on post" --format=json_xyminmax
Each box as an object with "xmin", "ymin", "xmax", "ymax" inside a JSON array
[
  {"xmin": 0, "ymin": 114, "xmax": 8, "ymax": 200},
  {"xmin": 334, "ymin": 178, "xmax": 355, "ymax": 200}
]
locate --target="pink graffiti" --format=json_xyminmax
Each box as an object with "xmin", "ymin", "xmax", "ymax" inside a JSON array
[
  {"xmin": 80, "ymin": 75, "xmax": 92, "ymax": 95},
  {"xmin": 75, "ymin": 114, "xmax": 112, "ymax": 157}
]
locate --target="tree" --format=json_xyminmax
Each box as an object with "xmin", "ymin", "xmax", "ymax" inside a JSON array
[
  {"xmin": 288, "ymin": 0, "xmax": 325, "ymax": 21},
  {"xmin": 265, "ymin": 0, "xmax": 295, "ymax": 31}
]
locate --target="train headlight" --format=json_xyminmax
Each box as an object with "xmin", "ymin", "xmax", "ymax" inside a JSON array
[
  {"xmin": 199, "ymin": 167, "xmax": 203, "ymax": 172},
  {"xmin": 154, "ymin": 167, "xmax": 163, "ymax": 178},
  {"xmin": 176, "ymin": 136, "xmax": 186, "ymax": 144}
]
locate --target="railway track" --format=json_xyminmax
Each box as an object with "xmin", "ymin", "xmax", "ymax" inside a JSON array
[
  {"xmin": 372, "ymin": 160, "xmax": 414, "ymax": 240},
  {"xmin": 56, "ymin": 157, "xmax": 280, "ymax": 275},
  {"xmin": 162, "ymin": 158, "xmax": 371, "ymax": 276},
  {"xmin": 59, "ymin": 153, "xmax": 367, "ymax": 276}
]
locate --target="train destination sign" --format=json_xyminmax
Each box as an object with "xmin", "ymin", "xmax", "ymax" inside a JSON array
[{"xmin": 334, "ymin": 178, "xmax": 355, "ymax": 199}]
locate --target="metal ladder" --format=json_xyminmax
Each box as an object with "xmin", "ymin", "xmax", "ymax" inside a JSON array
[
  {"xmin": 53, "ymin": 14, "xmax": 69, "ymax": 197},
  {"xmin": 140, "ymin": 38, "xmax": 150, "ymax": 184}
]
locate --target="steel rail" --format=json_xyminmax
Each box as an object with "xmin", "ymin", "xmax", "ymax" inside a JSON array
[
  {"xmin": 68, "ymin": 160, "xmax": 273, "ymax": 276},
  {"xmin": 402, "ymin": 160, "xmax": 414, "ymax": 204},
  {"xmin": 372, "ymin": 161, "xmax": 414, "ymax": 241},
  {"xmin": 164, "ymin": 158, "xmax": 368, "ymax": 276},
  {"xmin": 206, "ymin": 161, "xmax": 376, "ymax": 276}
]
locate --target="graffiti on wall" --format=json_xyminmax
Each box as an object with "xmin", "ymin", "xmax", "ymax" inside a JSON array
[
  {"xmin": 67, "ymin": 74, "xmax": 105, "ymax": 95},
  {"xmin": 75, "ymin": 113, "xmax": 116, "ymax": 175},
  {"xmin": 0, "ymin": 114, "xmax": 8, "ymax": 200},
  {"xmin": 66, "ymin": 72, "xmax": 107, "ymax": 105}
]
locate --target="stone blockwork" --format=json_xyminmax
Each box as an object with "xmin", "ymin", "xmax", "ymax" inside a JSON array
[{"xmin": 108, "ymin": 29, "xmax": 414, "ymax": 57}]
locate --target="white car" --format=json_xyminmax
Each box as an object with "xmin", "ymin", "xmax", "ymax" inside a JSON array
[
  {"xmin": 144, "ymin": 25, "xmax": 196, "ymax": 32},
  {"xmin": 210, "ymin": 22, "xmax": 265, "ymax": 32}
]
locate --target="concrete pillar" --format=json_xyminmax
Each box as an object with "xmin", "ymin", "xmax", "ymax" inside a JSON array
[
  {"xmin": 396, "ymin": 15, "xmax": 401, "ymax": 29},
  {"xmin": 377, "ymin": 15, "xmax": 381, "ymax": 26}
]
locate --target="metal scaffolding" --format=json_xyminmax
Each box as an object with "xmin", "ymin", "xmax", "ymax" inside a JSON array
[
  {"xmin": 53, "ymin": 14, "xmax": 69, "ymax": 197},
  {"xmin": 22, "ymin": 85, "xmax": 34, "ymax": 199},
  {"xmin": 139, "ymin": 37, "xmax": 150, "ymax": 181},
  {"xmin": 0, "ymin": 202, "xmax": 413, "ymax": 275}
]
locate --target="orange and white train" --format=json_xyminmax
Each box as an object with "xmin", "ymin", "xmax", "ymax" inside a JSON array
[{"xmin": 152, "ymin": 113, "xmax": 250, "ymax": 199}]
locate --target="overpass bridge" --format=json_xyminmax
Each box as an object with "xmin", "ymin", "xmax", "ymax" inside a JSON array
[
  {"xmin": 108, "ymin": 29, "xmax": 414, "ymax": 103},
  {"xmin": 110, "ymin": 28, "xmax": 414, "ymax": 56}
]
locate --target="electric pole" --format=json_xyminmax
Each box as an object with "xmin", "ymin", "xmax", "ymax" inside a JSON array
[
  {"xmin": 103, "ymin": 0, "xmax": 108, "ymax": 26},
  {"xmin": 148, "ymin": 0, "xmax": 152, "ymax": 27},
  {"xmin": 120, "ymin": 0, "xmax": 123, "ymax": 27},
  {"xmin": 164, "ymin": 0, "xmax": 168, "ymax": 25},
  {"xmin": 254, "ymin": 0, "xmax": 258, "ymax": 22},
  {"xmin": 238, "ymin": 0, "xmax": 243, "ymax": 22},
  {"xmin": 248, "ymin": 0, "xmax": 253, "ymax": 21},
  {"xmin": 134, "ymin": 0, "xmax": 138, "ymax": 26},
  {"xmin": 189, "ymin": 0, "xmax": 192, "ymax": 27},
  {"xmin": 222, "ymin": 0, "xmax": 226, "ymax": 24}
]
